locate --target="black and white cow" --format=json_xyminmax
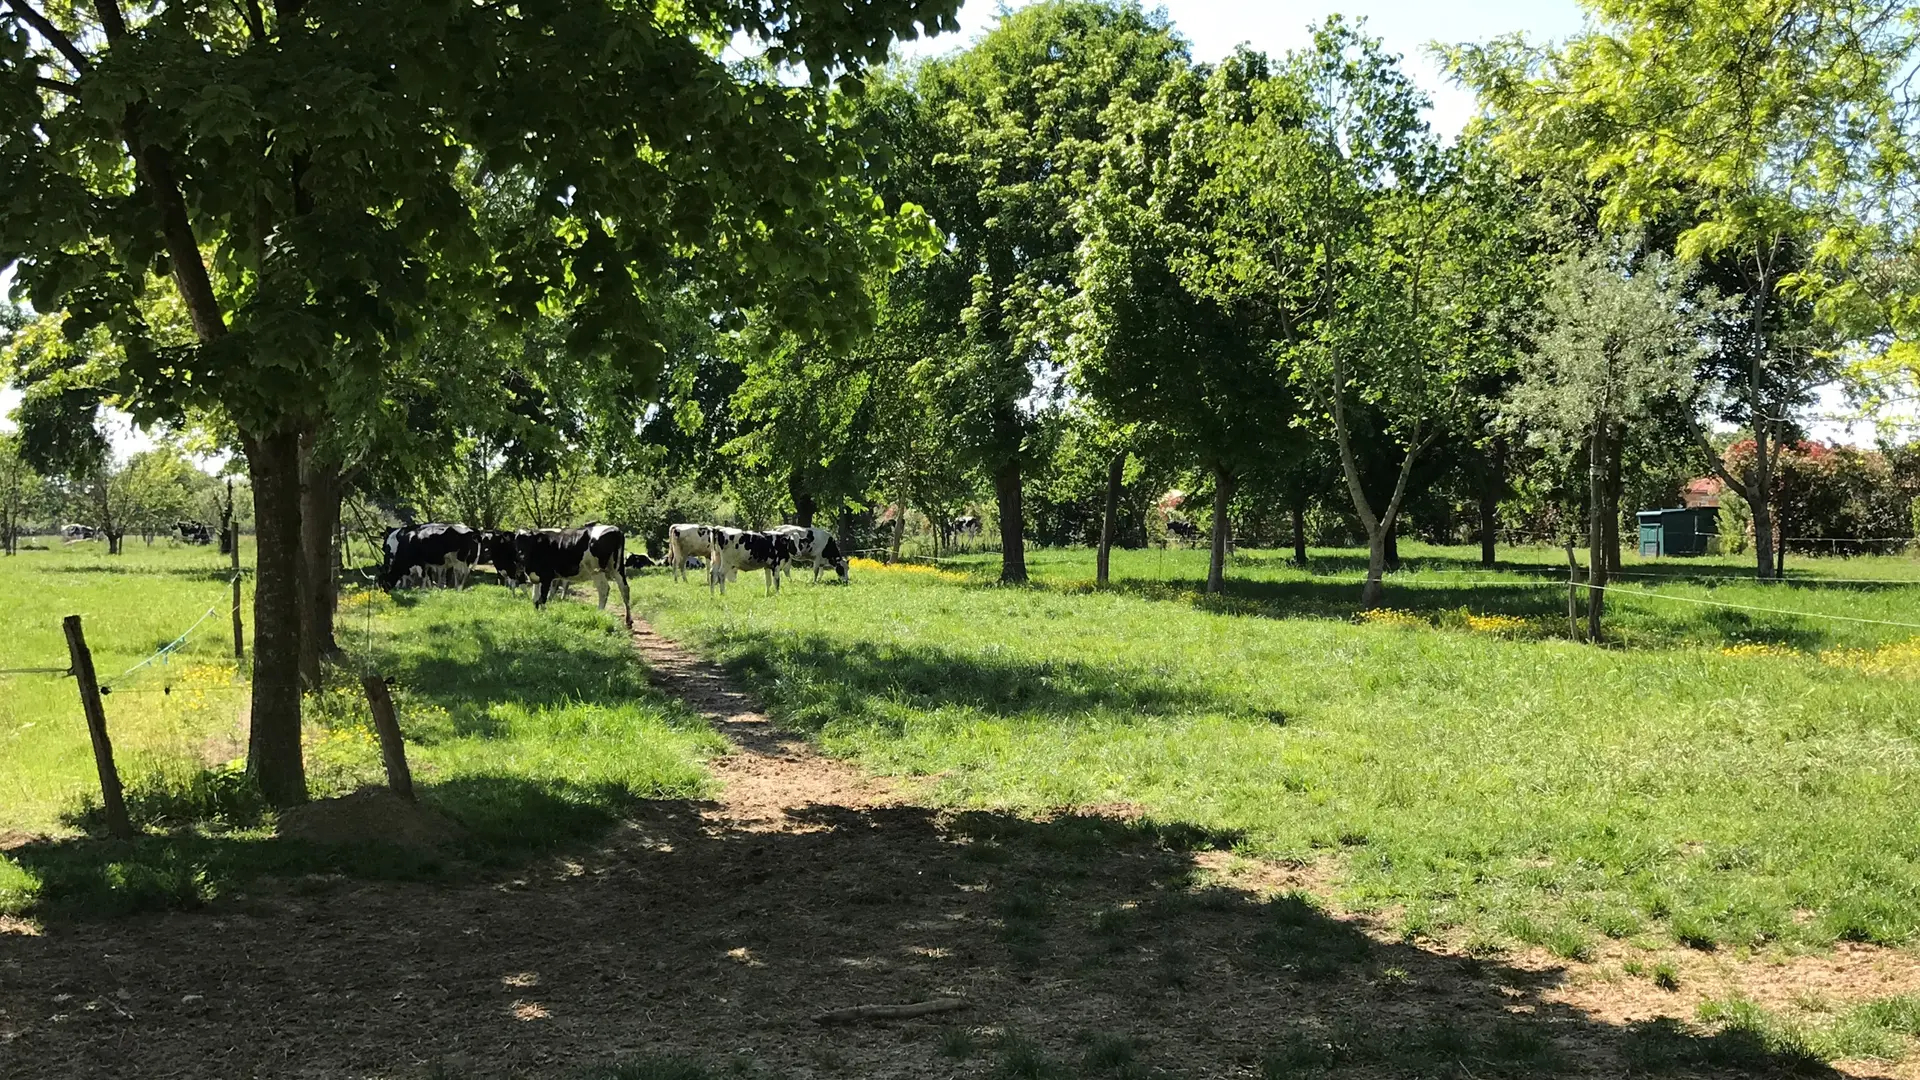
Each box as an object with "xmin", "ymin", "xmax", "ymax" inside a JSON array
[
  {"xmin": 771, "ymin": 525, "xmax": 849, "ymax": 584},
  {"xmin": 480, "ymin": 530, "xmax": 526, "ymax": 591},
  {"xmin": 515, "ymin": 523, "xmax": 632, "ymax": 626},
  {"xmin": 667, "ymin": 523, "xmax": 720, "ymax": 582},
  {"xmin": 707, "ymin": 528, "xmax": 797, "ymax": 596},
  {"xmin": 1166, "ymin": 519, "xmax": 1202, "ymax": 543},
  {"xmin": 173, "ymin": 520, "xmax": 213, "ymax": 545},
  {"xmin": 624, "ymin": 552, "xmax": 657, "ymax": 572},
  {"xmin": 380, "ymin": 523, "xmax": 481, "ymax": 590},
  {"xmin": 60, "ymin": 523, "xmax": 96, "ymax": 542}
]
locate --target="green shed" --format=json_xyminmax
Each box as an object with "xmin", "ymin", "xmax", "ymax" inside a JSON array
[{"xmin": 1636, "ymin": 507, "xmax": 1719, "ymax": 557}]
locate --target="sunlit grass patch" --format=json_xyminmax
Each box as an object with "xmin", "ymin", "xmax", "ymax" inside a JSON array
[{"xmin": 633, "ymin": 543, "xmax": 1920, "ymax": 955}]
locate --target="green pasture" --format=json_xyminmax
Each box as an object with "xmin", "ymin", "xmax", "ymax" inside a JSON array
[
  {"xmin": 635, "ymin": 542, "xmax": 1920, "ymax": 957},
  {"xmin": 0, "ymin": 540, "xmax": 720, "ymax": 916},
  {"xmin": 5, "ymin": 536, "xmax": 1919, "ymax": 966}
]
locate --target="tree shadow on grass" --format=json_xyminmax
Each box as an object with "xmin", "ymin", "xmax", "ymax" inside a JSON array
[
  {"xmin": 1058, "ymin": 573, "xmax": 1857, "ymax": 652},
  {"xmin": 7, "ymin": 773, "xmax": 653, "ymax": 921},
  {"xmin": 0, "ymin": 792, "xmax": 1844, "ymax": 1079},
  {"xmin": 714, "ymin": 631, "xmax": 1284, "ymax": 733},
  {"xmin": 364, "ymin": 620, "xmax": 655, "ymax": 742}
]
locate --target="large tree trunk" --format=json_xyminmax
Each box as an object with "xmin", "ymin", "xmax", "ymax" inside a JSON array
[
  {"xmin": 1361, "ymin": 531, "xmax": 1389, "ymax": 609},
  {"xmin": 889, "ymin": 500, "xmax": 905, "ymax": 564},
  {"xmin": 1478, "ymin": 491, "xmax": 1498, "ymax": 569},
  {"xmin": 1587, "ymin": 426, "xmax": 1608, "ymax": 643},
  {"xmin": 298, "ymin": 432, "xmax": 341, "ymax": 690},
  {"xmin": 1384, "ymin": 520, "xmax": 1400, "ymax": 572},
  {"xmin": 994, "ymin": 458, "xmax": 1027, "ymax": 584},
  {"xmin": 1206, "ymin": 465, "xmax": 1235, "ymax": 594},
  {"xmin": 1291, "ymin": 498, "xmax": 1309, "ymax": 567},
  {"xmin": 1097, "ymin": 452, "xmax": 1123, "ymax": 587},
  {"xmin": 789, "ymin": 475, "xmax": 816, "ymax": 528},
  {"xmin": 1776, "ymin": 513, "xmax": 1788, "ymax": 577},
  {"xmin": 245, "ymin": 428, "xmax": 309, "ymax": 809},
  {"xmin": 1750, "ymin": 425, "xmax": 1778, "ymax": 580}
]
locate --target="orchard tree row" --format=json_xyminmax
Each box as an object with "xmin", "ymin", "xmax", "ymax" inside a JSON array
[{"xmin": 7, "ymin": 0, "xmax": 1920, "ymax": 804}]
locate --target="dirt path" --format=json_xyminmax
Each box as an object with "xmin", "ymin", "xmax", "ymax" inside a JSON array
[
  {"xmin": 0, "ymin": 618, "xmax": 1910, "ymax": 1079},
  {"xmin": 628, "ymin": 620, "xmax": 892, "ymax": 831}
]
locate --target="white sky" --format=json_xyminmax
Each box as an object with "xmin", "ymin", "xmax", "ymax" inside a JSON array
[{"xmin": 1, "ymin": 0, "xmax": 1895, "ymax": 450}]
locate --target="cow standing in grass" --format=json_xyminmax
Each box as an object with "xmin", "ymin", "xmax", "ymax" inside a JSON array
[
  {"xmin": 772, "ymin": 525, "xmax": 850, "ymax": 584},
  {"xmin": 707, "ymin": 528, "xmax": 797, "ymax": 596},
  {"xmin": 667, "ymin": 523, "xmax": 720, "ymax": 582},
  {"xmin": 516, "ymin": 523, "xmax": 632, "ymax": 627},
  {"xmin": 380, "ymin": 523, "xmax": 482, "ymax": 590},
  {"xmin": 480, "ymin": 530, "xmax": 527, "ymax": 592}
]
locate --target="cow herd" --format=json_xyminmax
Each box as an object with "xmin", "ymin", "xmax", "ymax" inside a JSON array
[{"xmin": 377, "ymin": 520, "xmax": 852, "ymax": 624}]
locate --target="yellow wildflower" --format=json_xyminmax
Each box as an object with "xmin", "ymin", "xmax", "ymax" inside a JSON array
[
  {"xmin": 1464, "ymin": 613, "xmax": 1531, "ymax": 636},
  {"xmin": 1821, "ymin": 637, "xmax": 1920, "ymax": 678},
  {"xmin": 1719, "ymin": 642, "xmax": 1798, "ymax": 659},
  {"xmin": 1357, "ymin": 608, "xmax": 1427, "ymax": 629}
]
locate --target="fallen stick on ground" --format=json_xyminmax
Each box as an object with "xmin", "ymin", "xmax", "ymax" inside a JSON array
[{"xmin": 811, "ymin": 998, "xmax": 968, "ymax": 1025}]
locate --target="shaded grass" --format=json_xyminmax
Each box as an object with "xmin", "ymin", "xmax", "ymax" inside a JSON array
[
  {"xmin": 633, "ymin": 546, "xmax": 1920, "ymax": 953},
  {"xmin": 1, "ymin": 547, "xmax": 722, "ymax": 919}
]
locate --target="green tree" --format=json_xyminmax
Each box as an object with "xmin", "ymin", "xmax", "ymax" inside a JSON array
[
  {"xmin": 1450, "ymin": 0, "xmax": 1912, "ymax": 579},
  {"xmin": 1504, "ymin": 246, "xmax": 1710, "ymax": 638},
  {"xmin": 908, "ymin": 1, "xmax": 1188, "ymax": 582},
  {"xmin": 1184, "ymin": 21, "xmax": 1527, "ymax": 607},
  {"xmin": 1, "ymin": 0, "xmax": 953, "ymax": 805},
  {"xmin": 0, "ymin": 431, "xmax": 46, "ymax": 554},
  {"xmin": 1074, "ymin": 51, "xmax": 1295, "ymax": 593}
]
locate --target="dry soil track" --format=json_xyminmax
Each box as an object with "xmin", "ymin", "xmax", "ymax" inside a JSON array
[{"xmin": 0, "ymin": 619, "xmax": 1911, "ymax": 1079}]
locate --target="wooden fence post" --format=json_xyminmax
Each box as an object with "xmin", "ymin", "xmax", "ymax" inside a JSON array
[
  {"xmin": 230, "ymin": 524, "xmax": 244, "ymax": 660},
  {"xmin": 62, "ymin": 615, "xmax": 134, "ymax": 839},
  {"xmin": 1564, "ymin": 543, "xmax": 1581, "ymax": 643},
  {"xmin": 359, "ymin": 674, "xmax": 414, "ymax": 801}
]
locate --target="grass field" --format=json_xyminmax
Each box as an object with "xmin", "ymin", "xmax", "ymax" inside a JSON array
[
  {"xmin": 633, "ymin": 541, "xmax": 1920, "ymax": 959},
  {"xmin": 0, "ymin": 540, "xmax": 722, "ymax": 916},
  {"xmin": 6, "ymin": 536, "xmax": 1919, "ymax": 963}
]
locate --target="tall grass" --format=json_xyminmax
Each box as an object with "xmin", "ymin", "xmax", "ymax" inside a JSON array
[{"xmin": 633, "ymin": 543, "xmax": 1920, "ymax": 953}]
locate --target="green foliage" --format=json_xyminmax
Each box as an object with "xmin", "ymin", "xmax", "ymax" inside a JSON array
[{"xmin": 1506, "ymin": 247, "xmax": 1709, "ymax": 452}]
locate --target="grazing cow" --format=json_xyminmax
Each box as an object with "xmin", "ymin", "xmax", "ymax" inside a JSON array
[
  {"xmin": 1166, "ymin": 519, "xmax": 1202, "ymax": 543},
  {"xmin": 707, "ymin": 528, "xmax": 797, "ymax": 596},
  {"xmin": 173, "ymin": 520, "xmax": 213, "ymax": 545},
  {"xmin": 515, "ymin": 523, "xmax": 632, "ymax": 626},
  {"xmin": 771, "ymin": 525, "xmax": 849, "ymax": 584},
  {"xmin": 380, "ymin": 523, "xmax": 481, "ymax": 590},
  {"xmin": 60, "ymin": 523, "xmax": 96, "ymax": 541},
  {"xmin": 480, "ymin": 530, "xmax": 526, "ymax": 591},
  {"xmin": 624, "ymin": 552, "xmax": 658, "ymax": 572},
  {"xmin": 667, "ymin": 523, "xmax": 720, "ymax": 582}
]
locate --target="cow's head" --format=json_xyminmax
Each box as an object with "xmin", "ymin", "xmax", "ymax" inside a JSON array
[{"xmin": 822, "ymin": 536, "xmax": 850, "ymax": 583}]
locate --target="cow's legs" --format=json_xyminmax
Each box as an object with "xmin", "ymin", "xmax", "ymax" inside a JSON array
[
  {"xmin": 615, "ymin": 570, "xmax": 632, "ymax": 628},
  {"xmin": 595, "ymin": 578, "xmax": 609, "ymax": 610}
]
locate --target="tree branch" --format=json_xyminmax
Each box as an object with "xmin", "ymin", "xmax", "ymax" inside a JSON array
[
  {"xmin": 1682, "ymin": 408, "xmax": 1749, "ymax": 500},
  {"xmin": 4, "ymin": 0, "xmax": 92, "ymax": 74},
  {"xmin": 237, "ymin": 0, "xmax": 265, "ymax": 41},
  {"xmin": 91, "ymin": 0, "xmax": 125, "ymax": 40},
  {"xmin": 34, "ymin": 74, "xmax": 79, "ymax": 97}
]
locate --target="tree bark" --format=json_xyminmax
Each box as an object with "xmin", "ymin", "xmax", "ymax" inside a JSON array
[
  {"xmin": 1384, "ymin": 521, "xmax": 1400, "ymax": 572},
  {"xmin": 1291, "ymin": 499, "xmax": 1309, "ymax": 567},
  {"xmin": 1587, "ymin": 426, "xmax": 1607, "ymax": 643},
  {"xmin": 1478, "ymin": 491, "xmax": 1498, "ymax": 568},
  {"xmin": 993, "ymin": 457, "xmax": 1027, "ymax": 584},
  {"xmin": 1604, "ymin": 431, "xmax": 1624, "ymax": 573},
  {"xmin": 789, "ymin": 475, "xmax": 816, "ymax": 528},
  {"xmin": 244, "ymin": 428, "xmax": 308, "ymax": 808},
  {"xmin": 298, "ymin": 430, "xmax": 341, "ymax": 689},
  {"xmin": 1750, "ymin": 432, "xmax": 1778, "ymax": 580},
  {"xmin": 1097, "ymin": 452, "xmax": 1123, "ymax": 587},
  {"xmin": 1207, "ymin": 465, "xmax": 1235, "ymax": 594}
]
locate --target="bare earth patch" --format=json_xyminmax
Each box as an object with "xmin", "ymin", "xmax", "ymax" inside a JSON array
[{"xmin": 0, "ymin": 618, "xmax": 1915, "ymax": 1078}]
